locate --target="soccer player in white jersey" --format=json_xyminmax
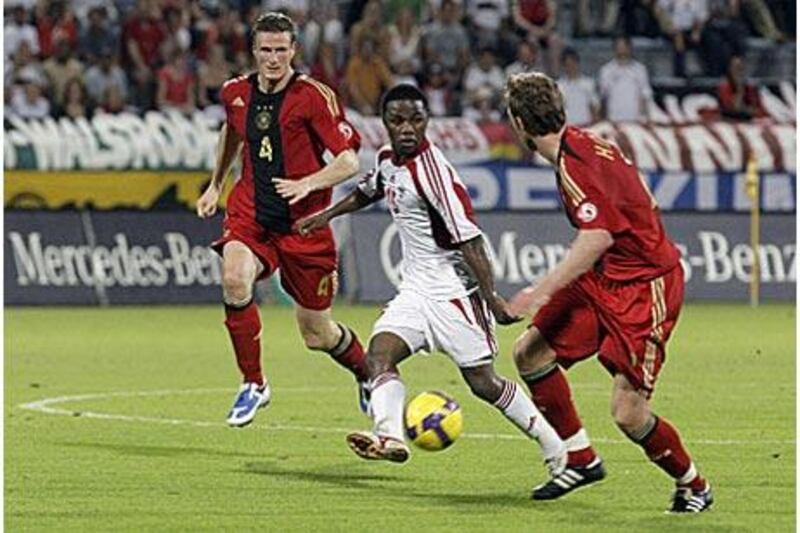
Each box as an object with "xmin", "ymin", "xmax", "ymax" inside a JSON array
[{"xmin": 296, "ymin": 84, "xmax": 567, "ymax": 485}]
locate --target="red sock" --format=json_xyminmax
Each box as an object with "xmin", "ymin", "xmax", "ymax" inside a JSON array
[
  {"xmin": 327, "ymin": 325, "xmax": 368, "ymax": 381},
  {"xmin": 224, "ymin": 302, "xmax": 264, "ymax": 386},
  {"xmin": 638, "ymin": 416, "xmax": 705, "ymax": 491},
  {"xmin": 523, "ymin": 365, "xmax": 597, "ymax": 466}
]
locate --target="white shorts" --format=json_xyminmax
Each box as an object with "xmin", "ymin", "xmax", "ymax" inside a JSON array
[{"xmin": 371, "ymin": 289, "xmax": 498, "ymax": 368}]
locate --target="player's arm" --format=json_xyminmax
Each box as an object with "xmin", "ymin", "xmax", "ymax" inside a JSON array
[
  {"xmin": 274, "ymin": 81, "xmax": 362, "ymax": 205},
  {"xmin": 460, "ymin": 236, "xmax": 519, "ymax": 325},
  {"xmin": 293, "ymin": 188, "xmax": 379, "ymax": 236},
  {"xmin": 197, "ymin": 122, "xmax": 242, "ymax": 218},
  {"xmin": 274, "ymin": 148, "xmax": 360, "ymax": 206},
  {"xmin": 508, "ymin": 229, "xmax": 613, "ymax": 316}
]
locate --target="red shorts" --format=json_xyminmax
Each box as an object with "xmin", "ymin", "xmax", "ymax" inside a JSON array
[
  {"xmin": 211, "ymin": 214, "xmax": 337, "ymax": 311},
  {"xmin": 531, "ymin": 265, "xmax": 684, "ymax": 397}
]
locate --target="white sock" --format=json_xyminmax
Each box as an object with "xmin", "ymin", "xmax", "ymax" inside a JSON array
[
  {"xmin": 369, "ymin": 372, "xmax": 406, "ymax": 441},
  {"xmin": 494, "ymin": 379, "xmax": 565, "ymax": 460},
  {"xmin": 565, "ymin": 428, "xmax": 592, "ymax": 452}
]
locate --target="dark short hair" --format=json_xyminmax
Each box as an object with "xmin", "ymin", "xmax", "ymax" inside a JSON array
[
  {"xmin": 381, "ymin": 84, "xmax": 429, "ymax": 115},
  {"xmin": 561, "ymin": 47, "xmax": 579, "ymax": 63},
  {"xmin": 251, "ymin": 12, "xmax": 297, "ymax": 43},
  {"xmin": 505, "ymin": 72, "xmax": 565, "ymax": 136}
]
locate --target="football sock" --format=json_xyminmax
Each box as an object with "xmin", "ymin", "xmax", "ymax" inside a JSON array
[
  {"xmin": 494, "ymin": 379, "xmax": 565, "ymax": 460},
  {"xmin": 629, "ymin": 415, "xmax": 706, "ymax": 491},
  {"xmin": 521, "ymin": 362, "xmax": 597, "ymax": 466},
  {"xmin": 326, "ymin": 324, "xmax": 369, "ymax": 382},
  {"xmin": 369, "ymin": 371, "xmax": 406, "ymax": 441},
  {"xmin": 224, "ymin": 300, "xmax": 264, "ymax": 386}
]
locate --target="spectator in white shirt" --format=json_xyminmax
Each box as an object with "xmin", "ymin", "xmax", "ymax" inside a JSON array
[
  {"xmin": 466, "ymin": 0, "xmax": 511, "ymax": 56},
  {"xmin": 504, "ymin": 41, "xmax": 543, "ymax": 78},
  {"xmin": 84, "ymin": 47, "xmax": 128, "ymax": 105},
  {"xmin": 387, "ymin": 6, "xmax": 422, "ymax": 75},
  {"xmin": 463, "ymin": 47, "xmax": 505, "ymax": 107},
  {"xmin": 656, "ymin": 0, "xmax": 708, "ymax": 77},
  {"xmin": 10, "ymin": 71, "xmax": 51, "ymax": 119},
  {"xmin": 463, "ymin": 86, "xmax": 502, "ymax": 123},
  {"xmin": 557, "ymin": 48, "xmax": 600, "ymax": 126},
  {"xmin": 598, "ymin": 36, "xmax": 653, "ymax": 122},
  {"xmin": 5, "ymin": 5, "xmax": 40, "ymax": 60}
]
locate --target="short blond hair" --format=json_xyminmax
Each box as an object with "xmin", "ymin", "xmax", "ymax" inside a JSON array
[{"xmin": 505, "ymin": 72, "xmax": 565, "ymax": 136}]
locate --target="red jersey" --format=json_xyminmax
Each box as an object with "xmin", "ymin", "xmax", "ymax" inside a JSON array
[
  {"xmin": 221, "ymin": 72, "xmax": 361, "ymax": 234},
  {"xmin": 556, "ymin": 126, "xmax": 680, "ymax": 282},
  {"xmin": 519, "ymin": 0, "xmax": 550, "ymax": 26},
  {"xmin": 123, "ymin": 15, "xmax": 166, "ymax": 69}
]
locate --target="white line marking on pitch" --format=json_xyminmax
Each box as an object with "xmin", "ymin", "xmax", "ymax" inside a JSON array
[{"xmin": 17, "ymin": 388, "xmax": 795, "ymax": 446}]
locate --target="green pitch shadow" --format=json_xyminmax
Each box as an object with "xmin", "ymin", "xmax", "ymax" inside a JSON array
[
  {"xmin": 243, "ymin": 460, "xmax": 412, "ymax": 490},
  {"xmin": 58, "ymin": 441, "xmax": 267, "ymax": 459}
]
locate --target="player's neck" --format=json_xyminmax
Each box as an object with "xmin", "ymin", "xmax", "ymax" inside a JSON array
[
  {"xmin": 535, "ymin": 130, "xmax": 564, "ymax": 165},
  {"xmin": 257, "ymin": 68, "xmax": 295, "ymax": 94}
]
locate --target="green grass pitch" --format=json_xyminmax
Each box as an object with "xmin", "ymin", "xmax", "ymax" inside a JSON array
[{"xmin": 6, "ymin": 303, "xmax": 796, "ymax": 531}]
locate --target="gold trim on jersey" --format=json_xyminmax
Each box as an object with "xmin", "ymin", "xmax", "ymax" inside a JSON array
[
  {"xmin": 650, "ymin": 275, "xmax": 667, "ymax": 343},
  {"xmin": 300, "ymin": 75, "xmax": 340, "ymax": 117},
  {"xmin": 558, "ymin": 156, "xmax": 587, "ymax": 207}
]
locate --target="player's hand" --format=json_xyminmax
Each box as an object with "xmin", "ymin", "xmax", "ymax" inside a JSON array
[
  {"xmin": 507, "ymin": 285, "xmax": 551, "ymax": 318},
  {"xmin": 294, "ymin": 211, "xmax": 330, "ymax": 237},
  {"xmin": 273, "ymin": 177, "xmax": 312, "ymax": 205},
  {"xmin": 489, "ymin": 293, "xmax": 522, "ymax": 326},
  {"xmin": 196, "ymin": 183, "xmax": 221, "ymax": 218}
]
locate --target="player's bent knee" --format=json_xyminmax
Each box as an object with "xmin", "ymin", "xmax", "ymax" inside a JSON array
[
  {"xmin": 512, "ymin": 329, "xmax": 554, "ymax": 373},
  {"xmin": 221, "ymin": 269, "xmax": 252, "ymax": 304},
  {"xmin": 611, "ymin": 397, "xmax": 650, "ymax": 434}
]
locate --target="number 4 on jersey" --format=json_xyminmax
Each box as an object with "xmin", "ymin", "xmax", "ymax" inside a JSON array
[{"xmin": 259, "ymin": 136, "xmax": 273, "ymax": 161}]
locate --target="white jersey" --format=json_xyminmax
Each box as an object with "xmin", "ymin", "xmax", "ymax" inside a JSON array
[{"xmin": 357, "ymin": 140, "xmax": 483, "ymax": 300}]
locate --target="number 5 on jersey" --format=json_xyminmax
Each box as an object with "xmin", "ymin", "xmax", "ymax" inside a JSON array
[{"xmin": 259, "ymin": 136, "xmax": 273, "ymax": 161}]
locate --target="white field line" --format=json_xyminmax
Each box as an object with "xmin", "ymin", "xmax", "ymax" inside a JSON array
[{"xmin": 16, "ymin": 388, "xmax": 795, "ymax": 446}]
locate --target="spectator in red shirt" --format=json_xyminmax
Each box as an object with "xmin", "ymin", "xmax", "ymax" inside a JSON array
[
  {"xmin": 718, "ymin": 55, "xmax": 766, "ymax": 120},
  {"xmin": 511, "ymin": 0, "xmax": 562, "ymax": 76},
  {"xmin": 156, "ymin": 48, "xmax": 196, "ymax": 115},
  {"xmin": 310, "ymin": 41, "xmax": 343, "ymax": 92},
  {"xmin": 35, "ymin": 0, "xmax": 78, "ymax": 58},
  {"xmin": 124, "ymin": 0, "xmax": 167, "ymax": 109}
]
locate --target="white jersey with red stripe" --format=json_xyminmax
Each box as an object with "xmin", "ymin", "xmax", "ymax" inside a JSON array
[{"xmin": 357, "ymin": 140, "xmax": 483, "ymax": 300}]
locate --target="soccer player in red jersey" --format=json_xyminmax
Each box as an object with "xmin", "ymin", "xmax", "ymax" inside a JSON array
[
  {"xmin": 196, "ymin": 12, "xmax": 368, "ymax": 427},
  {"xmin": 503, "ymin": 72, "xmax": 713, "ymax": 512}
]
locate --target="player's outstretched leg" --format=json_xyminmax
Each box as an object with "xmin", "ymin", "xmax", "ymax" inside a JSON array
[
  {"xmin": 460, "ymin": 365, "xmax": 567, "ymax": 478},
  {"xmin": 222, "ymin": 242, "xmax": 271, "ymax": 427},
  {"xmin": 513, "ymin": 332, "xmax": 605, "ymax": 500},
  {"xmin": 346, "ymin": 333, "xmax": 411, "ymax": 463},
  {"xmin": 295, "ymin": 307, "xmax": 370, "ymax": 414},
  {"xmin": 612, "ymin": 375, "xmax": 713, "ymax": 513}
]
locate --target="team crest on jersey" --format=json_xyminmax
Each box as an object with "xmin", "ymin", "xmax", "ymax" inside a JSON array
[
  {"xmin": 577, "ymin": 202, "xmax": 598, "ymax": 223},
  {"xmin": 255, "ymin": 109, "xmax": 272, "ymax": 130},
  {"xmin": 338, "ymin": 122, "xmax": 353, "ymax": 140}
]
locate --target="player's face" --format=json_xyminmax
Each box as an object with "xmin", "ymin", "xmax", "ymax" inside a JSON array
[
  {"xmin": 252, "ymin": 31, "xmax": 296, "ymax": 82},
  {"xmin": 383, "ymin": 100, "xmax": 428, "ymax": 157}
]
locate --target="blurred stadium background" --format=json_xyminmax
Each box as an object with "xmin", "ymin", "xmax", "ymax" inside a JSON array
[
  {"xmin": 4, "ymin": 0, "xmax": 797, "ymax": 530},
  {"xmin": 4, "ymin": 0, "xmax": 796, "ymax": 306}
]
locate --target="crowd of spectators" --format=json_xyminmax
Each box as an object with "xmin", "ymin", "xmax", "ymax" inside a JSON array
[{"xmin": 4, "ymin": 0, "xmax": 794, "ymax": 123}]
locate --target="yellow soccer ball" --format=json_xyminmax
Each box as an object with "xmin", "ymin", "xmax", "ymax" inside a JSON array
[{"xmin": 404, "ymin": 391, "xmax": 463, "ymax": 451}]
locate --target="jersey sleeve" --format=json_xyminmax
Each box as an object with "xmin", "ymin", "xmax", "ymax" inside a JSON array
[
  {"xmin": 414, "ymin": 150, "xmax": 482, "ymax": 245},
  {"xmin": 560, "ymin": 154, "xmax": 631, "ymax": 234},
  {"xmin": 355, "ymin": 168, "xmax": 384, "ymax": 200},
  {"xmin": 355, "ymin": 148, "xmax": 390, "ymax": 200},
  {"xmin": 303, "ymin": 78, "xmax": 361, "ymax": 155},
  {"xmin": 220, "ymin": 79, "xmax": 239, "ymax": 129}
]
